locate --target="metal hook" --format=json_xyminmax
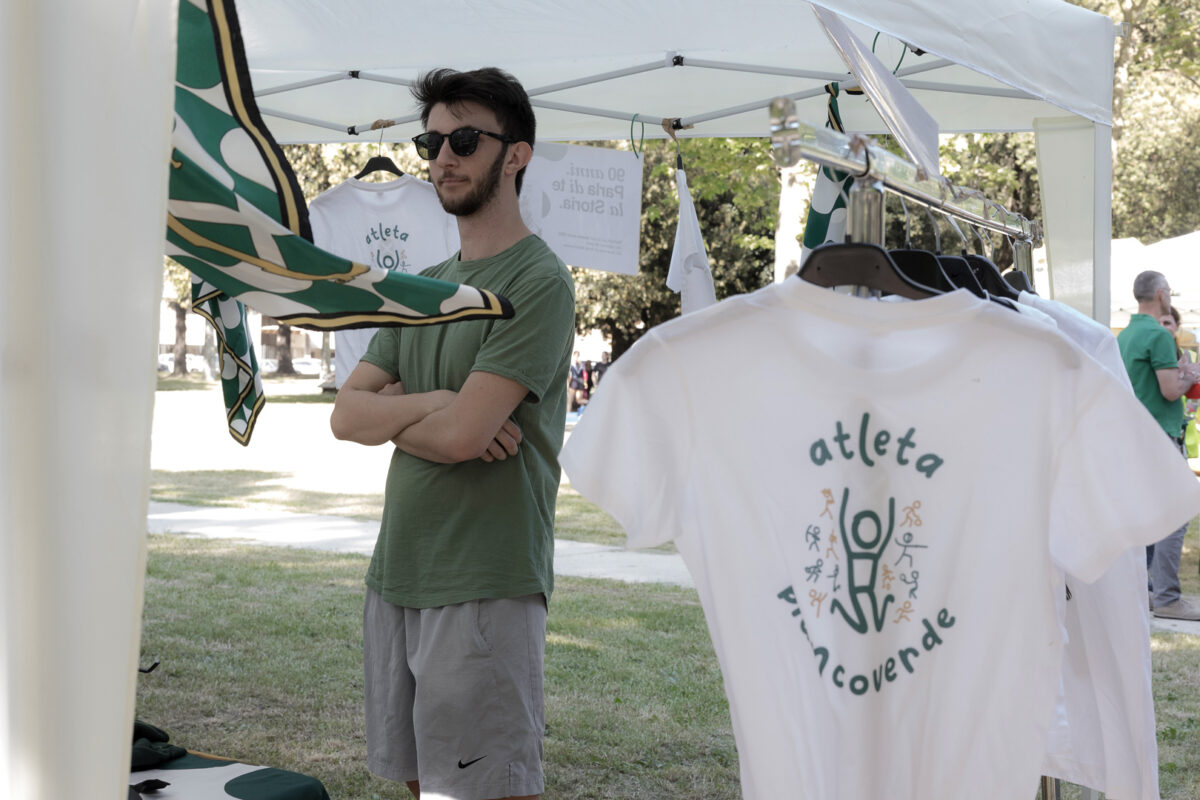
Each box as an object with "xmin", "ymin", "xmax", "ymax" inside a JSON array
[
  {"xmin": 922, "ymin": 204, "xmax": 942, "ymax": 253},
  {"xmin": 945, "ymin": 213, "xmax": 969, "ymax": 255},
  {"xmin": 898, "ymin": 196, "xmax": 913, "ymax": 249}
]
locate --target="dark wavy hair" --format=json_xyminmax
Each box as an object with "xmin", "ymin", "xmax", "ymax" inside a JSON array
[{"xmin": 412, "ymin": 67, "xmax": 536, "ymax": 194}]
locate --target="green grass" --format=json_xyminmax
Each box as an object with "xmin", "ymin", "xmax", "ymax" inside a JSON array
[
  {"xmin": 137, "ymin": 530, "xmax": 1200, "ymax": 800},
  {"xmin": 157, "ymin": 374, "xmax": 216, "ymax": 391},
  {"xmin": 136, "ymin": 535, "xmax": 737, "ymax": 799},
  {"xmin": 151, "ymin": 470, "xmax": 384, "ymax": 519},
  {"xmin": 155, "ymin": 373, "xmax": 333, "ymax": 401}
]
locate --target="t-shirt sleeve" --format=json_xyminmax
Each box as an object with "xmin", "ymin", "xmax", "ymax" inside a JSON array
[
  {"xmin": 1148, "ymin": 327, "xmax": 1180, "ymax": 371},
  {"xmin": 359, "ymin": 327, "xmax": 400, "ymax": 379},
  {"xmin": 1049, "ymin": 361, "xmax": 1200, "ymax": 582},
  {"xmin": 471, "ymin": 273, "xmax": 575, "ymax": 403},
  {"xmin": 558, "ymin": 332, "xmax": 690, "ymax": 549}
]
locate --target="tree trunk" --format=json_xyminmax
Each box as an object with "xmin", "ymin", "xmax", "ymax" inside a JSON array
[
  {"xmin": 277, "ymin": 324, "xmax": 296, "ymax": 374},
  {"xmin": 170, "ymin": 301, "xmax": 188, "ymax": 376}
]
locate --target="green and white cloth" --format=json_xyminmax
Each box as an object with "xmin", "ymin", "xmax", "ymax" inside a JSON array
[
  {"xmin": 132, "ymin": 753, "xmax": 329, "ymax": 800},
  {"xmin": 165, "ymin": 0, "xmax": 512, "ymax": 443},
  {"xmin": 799, "ymin": 84, "xmax": 857, "ymax": 263}
]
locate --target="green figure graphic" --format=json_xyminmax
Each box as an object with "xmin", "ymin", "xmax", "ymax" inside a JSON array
[{"xmin": 830, "ymin": 488, "xmax": 897, "ymax": 634}]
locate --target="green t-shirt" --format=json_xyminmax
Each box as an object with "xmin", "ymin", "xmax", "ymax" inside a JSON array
[
  {"xmin": 1117, "ymin": 313, "xmax": 1183, "ymax": 437},
  {"xmin": 360, "ymin": 235, "xmax": 575, "ymax": 608}
]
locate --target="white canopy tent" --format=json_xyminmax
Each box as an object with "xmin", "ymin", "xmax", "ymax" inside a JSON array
[
  {"xmin": 1, "ymin": 1, "xmax": 1116, "ymax": 798},
  {"xmin": 237, "ymin": 0, "xmax": 1117, "ymax": 318}
]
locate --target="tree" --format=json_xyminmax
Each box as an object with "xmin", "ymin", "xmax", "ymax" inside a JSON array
[
  {"xmin": 162, "ymin": 257, "xmax": 192, "ymax": 376},
  {"xmin": 1069, "ymin": 0, "xmax": 1200, "ymax": 240},
  {"xmin": 572, "ymin": 138, "xmax": 779, "ymax": 358}
]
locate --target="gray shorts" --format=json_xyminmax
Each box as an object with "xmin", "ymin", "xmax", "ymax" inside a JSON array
[{"xmin": 363, "ymin": 588, "xmax": 546, "ymax": 799}]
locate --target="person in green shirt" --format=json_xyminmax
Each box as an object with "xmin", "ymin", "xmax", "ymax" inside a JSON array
[
  {"xmin": 1117, "ymin": 270, "xmax": 1200, "ymax": 620},
  {"xmin": 331, "ymin": 67, "xmax": 574, "ymax": 800}
]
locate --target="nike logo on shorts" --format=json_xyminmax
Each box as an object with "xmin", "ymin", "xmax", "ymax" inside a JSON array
[{"xmin": 457, "ymin": 755, "xmax": 487, "ymax": 769}]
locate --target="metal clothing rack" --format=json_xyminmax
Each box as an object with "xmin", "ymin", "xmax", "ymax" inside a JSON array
[{"xmin": 767, "ymin": 97, "xmax": 1040, "ymax": 284}]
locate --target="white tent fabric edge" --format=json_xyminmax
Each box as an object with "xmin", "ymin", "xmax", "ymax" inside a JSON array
[{"xmin": 0, "ymin": 1, "xmax": 176, "ymax": 797}]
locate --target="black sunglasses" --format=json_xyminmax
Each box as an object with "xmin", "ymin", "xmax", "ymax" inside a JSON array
[{"xmin": 411, "ymin": 127, "xmax": 516, "ymax": 160}]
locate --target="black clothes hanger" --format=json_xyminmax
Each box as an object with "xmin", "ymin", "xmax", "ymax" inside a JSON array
[
  {"xmin": 965, "ymin": 254, "xmax": 1020, "ymax": 301},
  {"xmin": 891, "ymin": 249, "xmax": 953, "ymax": 293},
  {"xmin": 963, "ymin": 224, "xmax": 1020, "ymax": 301},
  {"xmin": 354, "ymin": 154, "xmax": 404, "ymax": 180},
  {"xmin": 889, "ymin": 198, "xmax": 953, "ymax": 292},
  {"xmin": 935, "ymin": 214, "xmax": 988, "ymax": 299},
  {"xmin": 356, "ymin": 125, "xmax": 405, "ymax": 180},
  {"xmin": 938, "ymin": 254, "xmax": 987, "ymax": 298},
  {"xmin": 1004, "ymin": 269, "xmax": 1036, "ymax": 294},
  {"xmin": 799, "ymin": 242, "xmax": 938, "ymax": 300}
]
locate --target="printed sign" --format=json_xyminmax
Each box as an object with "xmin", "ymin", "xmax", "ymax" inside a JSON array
[{"xmin": 520, "ymin": 142, "xmax": 644, "ymax": 275}]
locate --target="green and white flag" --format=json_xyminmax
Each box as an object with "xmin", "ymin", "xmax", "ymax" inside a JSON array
[
  {"xmin": 166, "ymin": 0, "xmax": 512, "ymax": 444},
  {"xmin": 800, "ymin": 83, "xmax": 857, "ymax": 262}
]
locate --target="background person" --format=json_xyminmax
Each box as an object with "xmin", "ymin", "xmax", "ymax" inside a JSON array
[
  {"xmin": 1118, "ymin": 271, "xmax": 1200, "ymax": 620},
  {"xmin": 331, "ymin": 66, "xmax": 575, "ymax": 800}
]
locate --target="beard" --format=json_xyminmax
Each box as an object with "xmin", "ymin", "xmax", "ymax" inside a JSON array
[{"xmin": 435, "ymin": 146, "xmax": 506, "ymax": 217}]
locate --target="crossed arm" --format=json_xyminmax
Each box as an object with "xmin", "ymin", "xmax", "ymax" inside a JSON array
[{"xmin": 330, "ymin": 361, "xmax": 528, "ymax": 464}]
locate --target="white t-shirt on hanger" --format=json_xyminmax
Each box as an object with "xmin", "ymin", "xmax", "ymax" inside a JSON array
[
  {"xmin": 309, "ymin": 176, "xmax": 459, "ymax": 388},
  {"xmin": 559, "ymin": 279, "xmax": 1200, "ymax": 800},
  {"xmin": 1018, "ymin": 291, "xmax": 1159, "ymax": 800}
]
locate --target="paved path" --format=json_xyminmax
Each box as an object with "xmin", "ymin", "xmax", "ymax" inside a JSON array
[
  {"xmin": 147, "ymin": 501, "xmax": 694, "ymax": 587},
  {"xmin": 146, "ymin": 501, "xmax": 1200, "ymax": 635}
]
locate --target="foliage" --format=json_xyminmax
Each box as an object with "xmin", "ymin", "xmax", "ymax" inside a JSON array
[
  {"xmin": 1112, "ymin": 98, "xmax": 1200, "ymax": 241},
  {"xmin": 571, "ymin": 138, "xmax": 779, "ymax": 358}
]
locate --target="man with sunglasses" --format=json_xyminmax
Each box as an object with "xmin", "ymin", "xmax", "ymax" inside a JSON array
[{"xmin": 331, "ymin": 67, "xmax": 575, "ymax": 800}]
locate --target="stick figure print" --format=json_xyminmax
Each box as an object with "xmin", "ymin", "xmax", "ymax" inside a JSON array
[
  {"xmin": 899, "ymin": 570, "xmax": 919, "ymax": 599},
  {"xmin": 809, "ymin": 589, "xmax": 828, "ymax": 617},
  {"xmin": 902, "ymin": 500, "xmax": 923, "ymax": 527},
  {"xmin": 881, "ymin": 563, "xmax": 895, "ymax": 591},
  {"xmin": 829, "ymin": 488, "xmax": 897, "ymax": 634},
  {"xmin": 805, "ymin": 525, "xmax": 821, "ymax": 552},
  {"xmin": 827, "ymin": 563, "xmax": 842, "ymax": 593},
  {"xmin": 805, "ymin": 559, "xmax": 824, "ymax": 584},
  {"xmin": 893, "ymin": 600, "xmax": 914, "ymax": 624},
  {"xmin": 820, "ymin": 488, "xmax": 835, "ymax": 519},
  {"xmin": 826, "ymin": 532, "xmax": 839, "ymax": 561},
  {"xmin": 893, "ymin": 531, "xmax": 928, "ymax": 569}
]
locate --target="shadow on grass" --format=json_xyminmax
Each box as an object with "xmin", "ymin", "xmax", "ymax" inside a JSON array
[{"xmin": 151, "ymin": 469, "xmax": 384, "ymax": 520}]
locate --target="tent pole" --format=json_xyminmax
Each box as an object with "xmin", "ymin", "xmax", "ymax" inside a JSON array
[
  {"xmin": 527, "ymin": 61, "xmax": 668, "ymax": 97},
  {"xmin": 253, "ymin": 72, "xmax": 353, "ymax": 97}
]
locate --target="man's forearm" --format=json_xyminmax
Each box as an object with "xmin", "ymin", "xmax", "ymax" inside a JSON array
[
  {"xmin": 391, "ymin": 406, "xmax": 478, "ymax": 463},
  {"xmin": 331, "ymin": 388, "xmax": 447, "ymax": 446}
]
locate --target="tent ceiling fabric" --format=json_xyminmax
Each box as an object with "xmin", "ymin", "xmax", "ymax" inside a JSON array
[{"xmin": 235, "ymin": 0, "xmax": 1115, "ymax": 144}]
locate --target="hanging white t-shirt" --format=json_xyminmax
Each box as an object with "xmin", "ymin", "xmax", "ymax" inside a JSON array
[
  {"xmin": 1019, "ymin": 291, "xmax": 1159, "ymax": 800},
  {"xmin": 309, "ymin": 176, "xmax": 459, "ymax": 388},
  {"xmin": 665, "ymin": 168, "xmax": 717, "ymax": 314},
  {"xmin": 559, "ymin": 279, "xmax": 1200, "ymax": 800}
]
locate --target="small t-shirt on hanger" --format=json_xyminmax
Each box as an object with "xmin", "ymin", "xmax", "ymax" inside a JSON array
[
  {"xmin": 558, "ymin": 280, "xmax": 1200, "ymax": 800},
  {"xmin": 309, "ymin": 176, "xmax": 459, "ymax": 387}
]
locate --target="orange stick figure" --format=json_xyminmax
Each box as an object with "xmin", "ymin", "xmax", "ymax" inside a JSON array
[{"xmin": 809, "ymin": 589, "xmax": 828, "ymax": 617}]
